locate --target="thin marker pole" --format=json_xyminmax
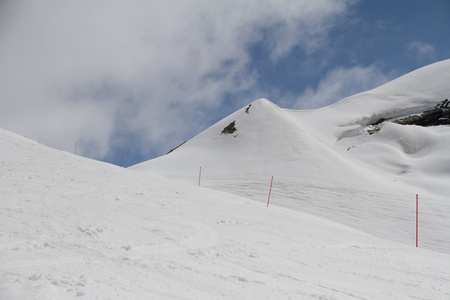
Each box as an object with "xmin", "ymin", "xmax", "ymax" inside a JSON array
[
  {"xmin": 416, "ymin": 194, "xmax": 419, "ymax": 248},
  {"xmin": 75, "ymin": 142, "xmax": 77, "ymax": 155},
  {"xmin": 267, "ymin": 176, "xmax": 273, "ymax": 207},
  {"xmin": 198, "ymin": 167, "xmax": 202, "ymax": 186},
  {"xmin": 120, "ymin": 153, "xmax": 123, "ymax": 167}
]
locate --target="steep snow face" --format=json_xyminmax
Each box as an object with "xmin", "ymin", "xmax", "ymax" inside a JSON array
[
  {"xmin": 2, "ymin": 128, "xmax": 450, "ymax": 299},
  {"xmin": 132, "ymin": 98, "xmax": 388, "ymax": 187},
  {"xmin": 322, "ymin": 60, "xmax": 450, "ymax": 198},
  {"xmin": 324, "ymin": 59, "xmax": 450, "ymax": 128},
  {"xmin": 131, "ymin": 60, "xmax": 450, "ymax": 253}
]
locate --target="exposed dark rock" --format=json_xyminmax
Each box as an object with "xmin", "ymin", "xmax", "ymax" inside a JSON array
[
  {"xmin": 367, "ymin": 127, "xmax": 380, "ymax": 135},
  {"xmin": 361, "ymin": 99, "xmax": 449, "ymax": 136},
  {"xmin": 221, "ymin": 121, "xmax": 237, "ymax": 134},
  {"xmin": 418, "ymin": 109, "xmax": 443, "ymax": 125},
  {"xmin": 393, "ymin": 115, "xmax": 423, "ymax": 125},
  {"xmin": 167, "ymin": 140, "xmax": 187, "ymax": 154},
  {"xmin": 372, "ymin": 118, "xmax": 385, "ymax": 126},
  {"xmin": 245, "ymin": 104, "xmax": 252, "ymax": 114},
  {"xmin": 437, "ymin": 99, "xmax": 449, "ymax": 109},
  {"xmin": 365, "ymin": 118, "xmax": 385, "ymax": 134},
  {"xmin": 393, "ymin": 99, "xmax": 450, "ymax": 126}
]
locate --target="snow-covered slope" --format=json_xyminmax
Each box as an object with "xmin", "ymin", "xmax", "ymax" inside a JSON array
[
  {"xmin": 132, "ymin": 59, "xmax": 450, "ymax": 253},
  {"xmin": 2, "ymin": 128, "xmax": 450, "ymax": 299}
]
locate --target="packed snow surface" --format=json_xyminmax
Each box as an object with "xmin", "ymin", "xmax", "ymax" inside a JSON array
[
  {"xmin": 2, "ymin": 128, "xmax": 450, "ymax": 299},
  {"xmin": 2, "ymin": 60, "xmax": 450, "ymax": 299}
]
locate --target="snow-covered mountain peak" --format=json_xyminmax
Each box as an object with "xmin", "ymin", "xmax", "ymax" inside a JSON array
[
  {"xmin": 2, "ymin": 62, "xmax": 450, "ymax": 299},
  {"xmin": 132, "ymin": 60, "xmax": 450, "ymax": 253},
  {"xmin": 215, "ymin": 97, "xmax": 285, "ymax": 137},
  {"xmin": 248, "ymin": 97, "xmax": 281, "ymax": 110}
]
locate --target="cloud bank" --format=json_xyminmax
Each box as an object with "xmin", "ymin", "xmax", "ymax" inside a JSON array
[{"xmin": 0, "ymin": 0, "xmax": 356, "ymax": 161}]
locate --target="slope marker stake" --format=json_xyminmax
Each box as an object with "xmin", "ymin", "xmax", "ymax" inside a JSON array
[
  {"xmin": 198, "ymin": 166, "xmax": 202, "ymax": 187},
  {"xmin": 416, "ymin": 194, "xmax": 419, "ymax": 248},
  {"xmin": 267, "ymin": 176, "xmax": 273, "ymax": 207}
]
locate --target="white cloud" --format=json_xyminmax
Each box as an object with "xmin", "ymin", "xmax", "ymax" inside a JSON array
[
  {"xmin": 293, "ymin": 65, "xmax": 393, "ymax": 109},
  {"xmin": 407, "ymin": 40, "xmax": 436, "ymax": 59},
  {"xmin": 0, "ymin": 0, "xmax": 356, "ymax": 160}
]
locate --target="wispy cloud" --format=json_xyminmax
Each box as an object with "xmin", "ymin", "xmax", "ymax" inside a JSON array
[
  {"xmin": 407, "ymin": 40, "xmax": 436, "ymax": 60},
  {"xmin": 293, "ymin": 65, "xmax": 393, "ymax": 109},
  {"xmin": 0, "ymin": 0, "xmax": 356, "ymax": 161}
]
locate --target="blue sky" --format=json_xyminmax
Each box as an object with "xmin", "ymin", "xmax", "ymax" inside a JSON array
[{"xmin": 0, "ymin": 0, "xmax": 449, "ymax": 167}]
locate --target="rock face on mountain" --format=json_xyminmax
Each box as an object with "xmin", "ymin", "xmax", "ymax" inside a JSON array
[
  {"xmin": 221, "ymin": 120, "xmax": 237, "ymax": 135},
  {"xmin": 363, "ymin": 99, "xmax": 449, "ymax": 135},
  {"xmin": 393, "ymin": 99, "xmax": 450, "ymax": 126}
]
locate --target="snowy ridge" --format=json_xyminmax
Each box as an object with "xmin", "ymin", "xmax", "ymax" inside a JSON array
[
  {"xmin": 326, "ymin": 59, "xmax": 450, "ymax": 127},
  {"xmin": 132, "ymin": 59, "xmax": 450, "ymax": 253},
  {"xmin": 2, "ymin": 127, "xmax": 450, "ymax": 299},
  {"xmin": 2, "ymin": 59, "xmax": 450, "ymax": 299}
]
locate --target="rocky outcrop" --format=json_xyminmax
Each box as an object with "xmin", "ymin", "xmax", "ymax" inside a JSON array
[
  {"xmin": 393, "ymin": 99, "xmax": 450, "ymax": 126},
  {"xmin": 361, "ymin": 99, "xmax": 449, "ymax": 136},
  {"xmin": 245, "ymin": 104, "xmax": 252, "ymax": 114},
  {"xmin": 221, "ymin": 120, "xmax": 237, "ymax": 134},
  {"xmin": 167, "ymin": 140, "xmax": 187, "ymax": 154},
  {"xmin": 366, "ymin": 118, "xmax": 385, "ymax": 135}
]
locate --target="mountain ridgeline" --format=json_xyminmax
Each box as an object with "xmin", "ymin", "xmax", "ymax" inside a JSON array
[{"xmin": 131, "ymin": 60, "xmax": 450, "ymax": 253}]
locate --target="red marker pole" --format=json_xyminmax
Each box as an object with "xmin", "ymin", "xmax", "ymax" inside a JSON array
[
  {"xmin": 198, "ymin": 167, "xmax": 202, "ymax": 187},
  {"xmin": 267, "ymin": 176, "xmax": 273, "ymax": 207},
  {"xmin": 416, "ymin": 194, "xmax": 419, "ymax": 248}
]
